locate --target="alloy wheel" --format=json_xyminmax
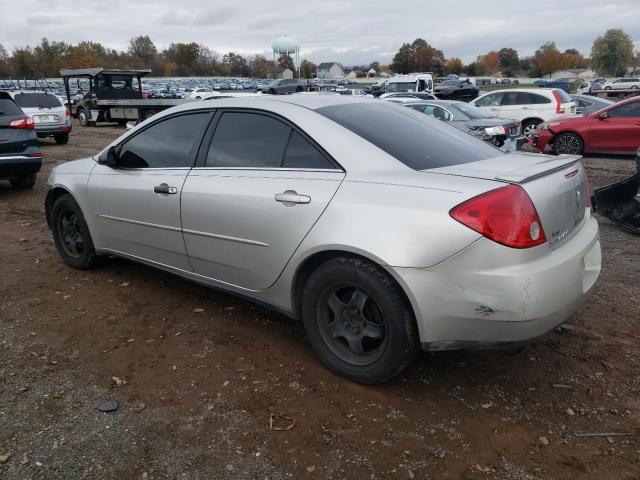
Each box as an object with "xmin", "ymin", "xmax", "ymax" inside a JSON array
[{"xmin": 555, "ymin": 135, "xmax": 582, "ymax": 154}]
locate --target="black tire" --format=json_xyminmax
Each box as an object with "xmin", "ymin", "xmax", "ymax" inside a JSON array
[
  {"xmin": 143, "ymin": 110, "xmax": 157, "ymax": 121},
  {"xmin": 604, "ymin": 86, "xmax": 612, "ymax": 90},
  {"xmin": 302, "ymin": 257, "xmax": 419, "ymax": 384},
  {"xmin": 295, "ymin": 86, "xmax": 303, "ymax": 93},
  {"xmin": 268, "ymin": 88, "xmax": 276, "ymax": 95},
  {"xmin": 522, "ymin": 119, "xmax": 541, "ymax": 139},
  {"xmin": 554, "ymin": 132, "xmax": 584, "ymax": 155},
  {"xmin": 77, "ymin": 108, "xmax": 89, "ymax": 127},
  {"xmin": 51, "ymin": 194, "xmax": 101, "ymax": 270},
  {"xmin": 54, "ymin": 133, "xmax": 69, "ymax": 145},
  {"xmin": 9, "ymin": 174, "xmax": 36, "ymax": 189}
]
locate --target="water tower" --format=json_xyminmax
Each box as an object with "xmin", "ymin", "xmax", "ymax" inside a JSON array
[{"xmin": 272, "ymin": 35, "xmax": 300, "ymax": 76}]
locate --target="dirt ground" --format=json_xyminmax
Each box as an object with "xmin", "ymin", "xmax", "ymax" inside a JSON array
[{"xmin": 1, "ymin": 121, "xmax": 639, "ymax": 480}]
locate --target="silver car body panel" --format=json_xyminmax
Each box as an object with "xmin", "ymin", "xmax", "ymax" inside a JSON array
[{"xmin": 47, "ymin": 95, "xmax": 601, "ymax": 346}]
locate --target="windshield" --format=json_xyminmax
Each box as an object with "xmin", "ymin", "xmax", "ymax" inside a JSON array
[
  {"xmin": 13, "ymin": 93, "xmax": 62, "ymax": 109},
  {"xmin": 316, "ymin": 102, "xmax": 502, "ymax": 170},
  {"xmin": 386, "ymin": 82, "xmax": 416, "ymax": 93},
  {"xmin": 449, "ymin": 103, "xmax": 491, "ymax": 120}
]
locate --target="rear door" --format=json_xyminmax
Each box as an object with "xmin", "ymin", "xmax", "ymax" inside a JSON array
[
  {"xmin": 588, "ymin": 100, "xmax": 640, "ymax": 153},
  {"xmin": 181, "ymin": 110, "xmax": 345, "ymax": 290},
  {"xmin": 499, "ymin": 91, "xmax": 533, "ymax": 123},
  {"xmin": 88, "ymin": 111, "xmax": 212, "ymax": 269}
]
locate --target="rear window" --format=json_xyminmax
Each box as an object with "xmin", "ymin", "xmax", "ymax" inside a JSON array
[
  {"xmin": 13, "ymin": 93, "xmax": 62, "ymax": 109},
  {"xmin": 0, "ymin": 96, "xmax": 23, "ymax": 116},
  {"xmin": 316, "ymin": 102, "xmax": 502, "ymax": 170},
  {"xmin": 554, "ymin": 89, "xmax": 572, "ymax": 103}
]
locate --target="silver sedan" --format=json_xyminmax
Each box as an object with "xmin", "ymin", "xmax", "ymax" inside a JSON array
[{"xmin": 45, "ymin": 96, "xmax": 601, "ymax": 383}]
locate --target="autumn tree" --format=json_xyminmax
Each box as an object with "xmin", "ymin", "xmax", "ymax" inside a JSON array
[
  {"xmin": 222, "ymin": 52, "xmax": 250, "ymax": 76},
  {"xmin": 478, "ymin": 51, "xmax": 500, "ymax": 74},
  {"xmin": 277, "ymin": 54, "xmax": 296, "ymax": 74},
  {"xmin": 444, "ymin": 57, "xmax": 464, "ymax": 75},
  {"xmin": 0, "ymin": 44, "xmax": 11, "ymax": 76},
  {"xmin": 531, "ymin": 42, "xmax": 565, "ymax": 76},
  {"xmin": 591, "ymin": 29, "xmax": 634, "ymax": 76},
  {"xmin": 250, "ymin": 55, "xmax": 277, "ymax": 78},
  {"xmin": 164, "ymin": 42, "xmax": 200, "ymax": 75},
  {"xmin": 391, "ymin": 39, "xmax": 443, "ymax": 74}
]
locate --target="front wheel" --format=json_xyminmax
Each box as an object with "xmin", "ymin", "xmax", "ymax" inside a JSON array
[
  {"xmin": 554, "ymin": 132, "xmax": 584, "ymax": 155},
  {"xmin": 77, "ymin": 108, "xmax": 89, "ymax": 127},
  {"xmin": 522, "ymin": 119, "xmax": 541, "ymax": 139},
  {"xmin": 604, "ymin": 86, "xmax": 612, "ymax": 90},
  {"xmin": 51, "ymin": 194, "xmax": 101, "ymax": 270},
  {"xmin": 302, "ymin": 257, "xmax": 419, "ymax": 384},
  {"xmin": 9, "ymin": 174, "xmax": 36, "ymax": 189},
  {"xmin": 54, "ymin": 133, "xmax": 69, "ymax": 144}
]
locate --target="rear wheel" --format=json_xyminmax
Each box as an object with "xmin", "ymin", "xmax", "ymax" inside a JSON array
[
  {"xmin": 77, "ymin": 108, "xmax": 89, "ymax": 127},
  {"xmin": 604, "ymin": 86, "xmax": 612, "ymax": 90},
  {"xmin": 302, "ymin": 257, "xmax": 419, "ymax": 384},
  {"xmin": 268, "ymin": 88, "xmax": 276, "ymax": 95},
  {"xmin": 51, "ymin": 194, "xmax": 101, "ymax": 270},
  {"xmin": 54, "ymin": 133, "xmax": 69, "ymax": 144},
  {"xmin": 9, "ymin": 174, "xmax": 36, "ymax": 189},
  {"xmin": 295, "ymin": 86, "xmax": 303, "ymax": 93},
  {"xmin": 522, "ymin": 119, "xmax": 541, "ymax": 139},
  {"xmin": 554, "ymin": 132, "xmax": 584, "ymax": 155}
]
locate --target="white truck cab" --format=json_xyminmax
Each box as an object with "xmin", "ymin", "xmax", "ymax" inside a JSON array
[{"xmin": 385, "ymin": 73, "xmax": 434, "ymax": 95}]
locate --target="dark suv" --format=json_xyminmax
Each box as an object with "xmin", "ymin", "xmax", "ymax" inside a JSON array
[
  {"xmin": 0, "ymin": 92, "xmax": 42, "ymax": 189},
  {"xmin": 259, "ymin": 79, "xmax": 306, "ymax": 94}
]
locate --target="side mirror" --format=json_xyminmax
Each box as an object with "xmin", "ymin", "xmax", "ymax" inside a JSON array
[
  {"xmin": 598, "ymin": 112, "xmax": 608, "ymax": 120},
  {"xmin": 99, "ymin": 146, "xmax": 119, "ymax": 167}
]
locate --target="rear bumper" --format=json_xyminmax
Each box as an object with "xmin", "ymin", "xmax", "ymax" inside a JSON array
[
  {"xmin": 35, "ymin": 124, "xmax": 71, "ymax": 137},
  {"xmin": 0, "ymin": 155, "xmax": 42, "ymax": 177},
  {"xmin": 392, "ymin": 213, "xmax": 601, "ymax": 347}
]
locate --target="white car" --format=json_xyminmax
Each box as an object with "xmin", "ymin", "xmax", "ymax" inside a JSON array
[
  {"xmin": 9, "ymin": 90, "xmax": 71, "ymax": 144},
  {"xmin": 187, "ymin": 88, "xmax": 213, "ymax": 99},
  {"xmin": 470, "ymin": 88, "xmax": 576, "ymax": 138},
  {"xmin": 602, "ymin": 78, "xmax": 640, "ymax": 90}
]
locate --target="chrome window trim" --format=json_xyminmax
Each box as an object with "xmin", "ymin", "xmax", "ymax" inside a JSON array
[{"xmin": 189, "ymin": 167, "xmax": 344, "ymax": 173}]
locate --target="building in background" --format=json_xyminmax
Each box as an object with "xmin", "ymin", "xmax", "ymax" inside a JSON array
[
  {"xmin": 546, "ymin": 68, "xmax": 596, "ymax": 80},
  {"xmin": 317, "ymin": 62, "xmax": 344, "ymax": 79}
]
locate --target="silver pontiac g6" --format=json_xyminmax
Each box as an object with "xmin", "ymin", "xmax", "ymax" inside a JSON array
[{"xmin": 46, "ymin": 96, "xmax": 601, "ymax": 383}]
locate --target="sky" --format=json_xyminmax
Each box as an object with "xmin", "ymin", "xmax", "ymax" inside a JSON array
[{"xmin": 1, "ymin": 0, "xmax": 639, "ymax": 65}]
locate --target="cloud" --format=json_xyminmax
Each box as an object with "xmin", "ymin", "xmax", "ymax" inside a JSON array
[{"xmin": 2, "ymin": 0, "xmax": 639, "ymax": 65}]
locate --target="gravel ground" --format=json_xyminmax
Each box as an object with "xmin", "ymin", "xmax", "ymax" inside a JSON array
[{"xmin": 0, "ymin": 121, "xmax": 639, "ymax": 479}]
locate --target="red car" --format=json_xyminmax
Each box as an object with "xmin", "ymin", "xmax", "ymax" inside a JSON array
[{"xmin": 533, "ymin": 96, "xmax": 640, "ymax": 155}]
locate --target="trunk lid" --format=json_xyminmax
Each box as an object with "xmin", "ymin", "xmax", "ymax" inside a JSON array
[{"xmin": 424, "ymin": 153, "xmax": 589, "ymax": 249}]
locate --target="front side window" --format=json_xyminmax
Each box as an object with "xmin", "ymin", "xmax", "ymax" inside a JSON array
[
  {"xmin": 387, "ymin": 82, "xmax": 416, "ymax": 93},
  {"xmin": 118, "ymin": 113, "xmax": 210, "ymax": 168},
  {"xmin": 475, "ymin": 92, "xmax": 502, "ymax": 107},
  {"xmin": 206, "ymin": 112, "xmax": 290, "ymax": 168},
  {"xmin": 417, "ymin": 105, "xmax": 452, "ymax": 121},
  {"xmin": 607, "ymin": 101, "xmax": 640, "ymax": 118}
]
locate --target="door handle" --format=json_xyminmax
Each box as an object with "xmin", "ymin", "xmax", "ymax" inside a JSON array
[
  {"xmin": 154, "ymin": 183, "xmax": 178, "ymax": 195},
  {"xmin": 275, "ymin": 190, "xmax": 311, "ymax": 205}
]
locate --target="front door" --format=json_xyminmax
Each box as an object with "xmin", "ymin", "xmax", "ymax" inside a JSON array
[
  {"xmin": 88, "ymin": 111, "xmax": 212, "ymax": 270},
  {"xmin": 589, "ymin": 101, "xmax": 640, "ymax": 153},
  {"xmin": 181, "ymin": 110, "xmax": 345, "ymax": 291}
]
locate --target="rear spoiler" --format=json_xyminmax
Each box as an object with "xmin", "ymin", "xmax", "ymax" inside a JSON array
[{"xmin": 495, "ymin": 154, "xmax": 581, "ymax": 183}]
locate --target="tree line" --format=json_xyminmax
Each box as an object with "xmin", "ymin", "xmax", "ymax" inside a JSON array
[
  {"xmin": 0, "ymin": 30, "xmax": 637, "ymax": 79},
  {"xmin": 391, "ymin": 29, "xmax": 638, "ymax": 78}
]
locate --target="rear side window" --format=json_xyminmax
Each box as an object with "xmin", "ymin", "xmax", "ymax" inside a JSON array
[
  {"xmin": 282, "ymin": 131, "xmax": 334, "ymax": 169},
  {"xmin": 530, "ymin": 93, "xmax": 551, "ymax": 104},
  {"xmin": 553, "ymin": 89, "xmax": 572, "ymax": 103},
  {"xmin": 118, "ymin": 113, "xmax": 210, "ymax": 168},
  {"xmin": 0, "ymin": 96, "xmax": 23, "ymax": 116},
  {"xmin": 206, "ymin": 112, "xmax": 290, "ymax": 168},
  {"xmin": 13, "ymin": 93, "xmax": 62, "ymax": 108},
  {"xmin": 317, "ymin": 102, "xmax": 502, "ymax": 170}
]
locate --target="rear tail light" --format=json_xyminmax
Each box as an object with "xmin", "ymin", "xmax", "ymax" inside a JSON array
[
  {"xmin": 65, "ymin": 108, "xmax": 71, "ymax": 118},
  {"xmin": 450, "ymin": 185, "xmax": 547, "ymax": 248},
  {"xmin": 10, "ymin": 117, "xmax": 34, "ymax": 129},
  {"xmin": 30, "ymin": 152, "xmax": 43, "ymax": 158},
  {"xmin": 552, "ymin": 90, "xmax": 565, "ymax": 114}
]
